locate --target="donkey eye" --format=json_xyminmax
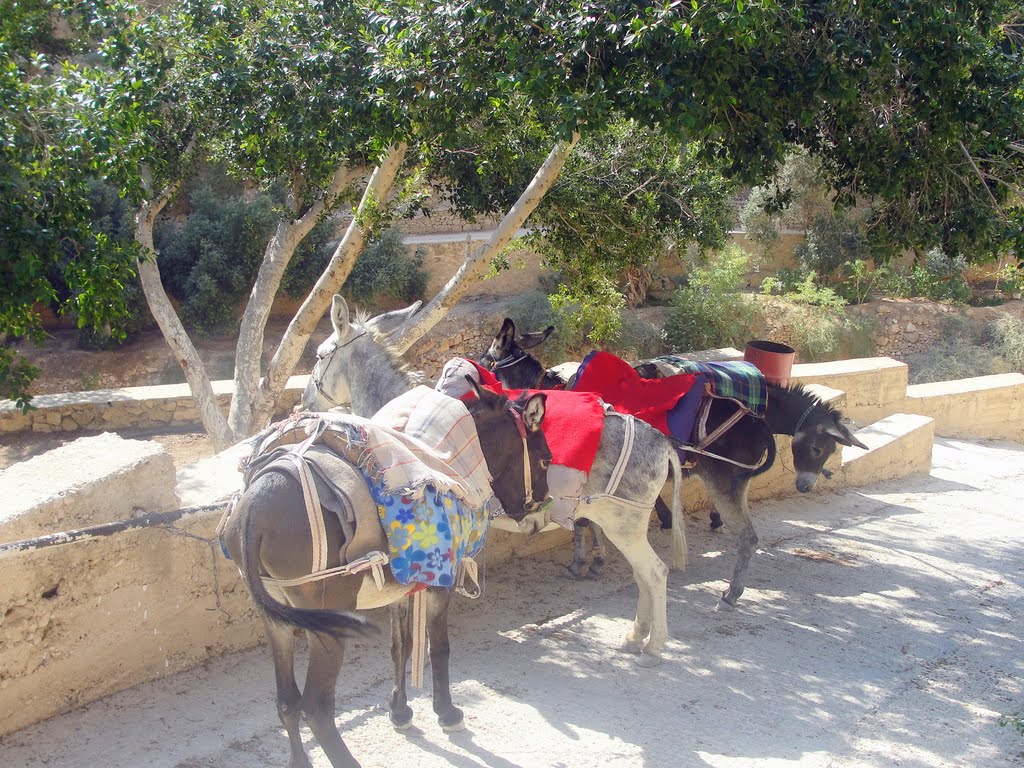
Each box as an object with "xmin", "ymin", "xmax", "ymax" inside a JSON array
[
  {"xmin": 540, "ymin": 459, "xmax": 550, "ymax": 469},
  {"xmin": 811, "ymin": 446, "xmax": 823, "ymax": 458}
]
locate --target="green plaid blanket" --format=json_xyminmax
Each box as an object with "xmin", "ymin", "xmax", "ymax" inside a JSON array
[{"xmin": 655, "ymin": 356, "xmax": 767, "ymax": 416}]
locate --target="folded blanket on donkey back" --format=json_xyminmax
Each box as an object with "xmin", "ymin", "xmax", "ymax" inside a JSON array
[{"xmin": 242, "ymin": 386, "xmax": 494, "ymax": 589}]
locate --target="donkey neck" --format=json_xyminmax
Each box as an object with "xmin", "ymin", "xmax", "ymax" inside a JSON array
[{"xmin": 764, "ymin": 383, "xmax": 820, "ymax": 436}]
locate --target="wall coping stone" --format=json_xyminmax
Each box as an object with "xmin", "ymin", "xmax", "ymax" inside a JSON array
[{"xmin": 906, "ymin": 372, "xmax": 1024, "ymax": 398}]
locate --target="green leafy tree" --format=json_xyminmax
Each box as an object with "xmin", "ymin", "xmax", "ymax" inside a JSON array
[{"xmin": 1, "ymin": 1, "xmax": 138, "ymax": 409}]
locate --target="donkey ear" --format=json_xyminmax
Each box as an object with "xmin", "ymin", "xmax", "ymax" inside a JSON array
[
  {"xmin": 824, "ymin": 414, "xmax": 869, "ymax": 450},
  {"xmin": 494, "ymin": 318, "xmax": 516, "ymax": 350},
  {"xmin": 330, "ymin": 294, "xmax": 351, "ymax": 336},
  {"xmin": 522, "ymin": 393, "xmax": 547, "ymax": 431},
  {"xmin": 464, "ymin": 374, "xmax": 484, "ymax": 401},
  {"xmin": 365, "ymin": 301, "xmax": 422, "ymax": 336},
  {"xmin": 517, "ymin": 325, "xmax": 555, "ymax": 350}
]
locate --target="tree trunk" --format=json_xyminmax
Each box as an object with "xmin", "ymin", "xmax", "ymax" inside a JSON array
[
  {"xmin": 621, "ymin": 265, "xmax": 653, "ymax": 308},
  {"xmin": 250, "ymin": 143, "xmax": 408, "ymax": 427},
  {"xmin": 388, "ymin": 133, "xmax": 581, "ymax": 354},
  {"xmin": 228, "ymin": 164, "xmax": 358, "ymax": 437},
  {"xmin": 134, "ymin": 195, "xmax": 234, "ymax": 449}
]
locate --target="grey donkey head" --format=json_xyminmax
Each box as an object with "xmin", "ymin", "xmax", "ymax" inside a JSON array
[{"xmin": 300, "ymin": 295, "xmax": 422, "ymax": 414}]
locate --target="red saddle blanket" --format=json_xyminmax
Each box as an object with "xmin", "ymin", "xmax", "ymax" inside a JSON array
[
  {"xmin": 572, "ymin": 350, "xmax": 698, "ymax": 435},
  {"xmin": 467, "ymin": 360, "xmax": 605, "ymax": 474}
]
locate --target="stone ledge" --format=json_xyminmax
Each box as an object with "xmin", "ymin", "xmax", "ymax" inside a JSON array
[
  {"xmin": 905, "ymin": 373, "xmax": 1024, "ymax": 442},
  {"xmin": 840, "ymin": 413, "xmax": 935, "ymax": 487},
  {"xmin": 790, "ymin": 357, "xmax": 909, "ymax": 425},
  {"xmin": 0, "ymin": 433, "xmax": 179, "ymax": 541}
]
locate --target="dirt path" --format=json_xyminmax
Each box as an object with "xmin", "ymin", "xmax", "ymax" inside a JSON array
[{"xmin": 1, "ymin": 437, "xmax": 1022, "ymax": 768}]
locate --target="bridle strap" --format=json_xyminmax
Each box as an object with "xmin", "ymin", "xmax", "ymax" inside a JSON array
[
  {"xmin": 311, "ymin": 332, "xmax": 366, "ymax": 406},
  {"xmin": 490, "ymin": 351, "xmax": 529, "ymax": 370},
  {"xmin": 509, "ymin": 407, "xmax": 533, "ymax": 508},
  {"xmin": 793, "ymin": 402, "xmax": 816, "ymax": 435}
]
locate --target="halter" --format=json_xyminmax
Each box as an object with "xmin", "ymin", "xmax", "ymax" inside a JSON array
[
  {"xmin": 310, "ymin": 332, "xmax": 365, "ymax": 408},
  {"xmin": 488, "ymin": 350, "xmax": 532, "ymax": 371},
  {"xmin": 508, "ymin": 406, "xmax": 536, "ymax": 511},
  {"xmin": 793, "ymin": 402, "xmax": 817, "ymax": 435}
]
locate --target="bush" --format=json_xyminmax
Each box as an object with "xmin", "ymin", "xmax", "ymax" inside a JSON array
[
  {"xmin": 155, "ymin": 180, "xmax": 338, "ymax": 336},
  {"xmin": 500, "ymin": 290, "xmax": 666, "ymax": 365},
  {"xmin": 342, "ymin": 227, "xmax": 427, "ymax": 306},
  {"xmin": 664, "ymin": 245, "xmax": 757, "ymax": 351},
  {"xmin": 794, "ymin": 211, "xmax": 871, "ymax": 283},
  {"xmin": 880, "ymin": 248, "xmax": 972, "ymax": 304}
]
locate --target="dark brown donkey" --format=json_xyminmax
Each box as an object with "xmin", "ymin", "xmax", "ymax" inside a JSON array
[
  {"xmin": 481, "ymin": 317, "xmax": 869, "ymax": 609},
  {"xmin": 221, "ymin": 382, "xmax": 551, "ymax": 768}
]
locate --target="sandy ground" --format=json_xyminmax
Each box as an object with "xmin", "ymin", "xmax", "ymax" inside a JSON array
[{"xmin": 1, "ymin": 436, "xmax": 1022, "ymax": 768}]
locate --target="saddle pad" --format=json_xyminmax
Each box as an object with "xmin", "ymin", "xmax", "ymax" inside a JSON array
[
  {"xmin": 654, "ymin": 356, "xmax": 767, "ymax": 416},
  {"xmin": 572, "ymin": 350, "xmax": 698, "ymax": 435},
  {"xmin": 370, "ymin": 478, "xmax": 487, "ymax": 588},
  {"xmin": 454, "ymin": 358, "xmax": 606, "ymax": 474}
]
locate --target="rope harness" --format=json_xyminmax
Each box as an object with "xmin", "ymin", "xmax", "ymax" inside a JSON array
[{"xmin": 225, "ymin": 402, "xmax": 536, "ymax": 689}]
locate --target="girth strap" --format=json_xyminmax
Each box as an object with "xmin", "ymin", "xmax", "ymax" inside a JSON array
[{"xmin": 605, "ymin": 414, "xmax": 636, "ymax": 497}]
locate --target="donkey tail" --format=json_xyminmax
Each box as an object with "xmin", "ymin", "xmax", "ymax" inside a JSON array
[
  {"xmin": 667, "ymin": 450, "xmax": 687, "ymax": 570},
  {"xmin": 237, "ymin": 483, "xmax": 375, "ymax": 640}
]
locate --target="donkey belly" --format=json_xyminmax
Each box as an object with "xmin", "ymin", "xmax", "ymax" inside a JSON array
[{"xmin": 355, "ymin": 571, "xmax": 411, "ymax": 610}]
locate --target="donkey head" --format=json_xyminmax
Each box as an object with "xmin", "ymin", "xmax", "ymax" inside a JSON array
[
  {"xmin": 479, "ymin": 318, "xmax": 556, "ymax": 390},
  {"xmin": 790, "ymin": 397, "xmax": 869, "ymax": 493},
  {"xmin": 464, "ymin": 376, "xmax": 552, "ymax": 521},
  {"xmin": 301, "ymin": 294, "xmax": 421, "ymax": 413}
]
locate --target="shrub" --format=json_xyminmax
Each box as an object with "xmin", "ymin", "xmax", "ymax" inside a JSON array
[
  {"xmin": 155, "ymin": 179, "xmax": 340, "ymax": 336},
  {"xmin": 342, "ymin": 227, "xmax": 427, "ymax": 306},
  {"xmin": 794, "ymin": 211, "xmax": 871, "ymax": 283},
  {"xmin": 880, "ymin": 248, "xmax": 972, "ymax": 304},
  {"xmin": 992, "ymin": 314, "xmax": 1024, "ymax": 371},
  {"xmin": 664, "ymin": 245, "xmax": 757, "ymax": 352}
]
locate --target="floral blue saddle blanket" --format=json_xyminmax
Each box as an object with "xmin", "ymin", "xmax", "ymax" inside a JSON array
[{"xmin": 366, "ymin": 477, "xmax": 487, "ymax": 589}]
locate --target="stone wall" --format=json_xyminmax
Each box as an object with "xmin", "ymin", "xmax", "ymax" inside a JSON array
[{"xmin": 847, "ymin": 298, "xmax": 1024, "ymax": 360}]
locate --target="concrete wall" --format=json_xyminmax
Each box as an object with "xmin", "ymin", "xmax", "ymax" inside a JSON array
[{"xmin": 905, "ymin": 373, "xmax": 1024, "ymax": 442}]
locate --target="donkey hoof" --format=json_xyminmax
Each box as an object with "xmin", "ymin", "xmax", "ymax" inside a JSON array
[
  {"xmin": 438, "ymin": 707, "xmax": 465, "ymax": 732},
  {"xmin": 709, "ymin": 511, "xmax": 724, "ymax": 530},
  {"xmin": 623, "ymin": 633, "xmax": 646, "ymax": 654},
  {"xmin": 715, "ymin": 597, "xmax": 737, "ymax": 612},
  {"xmin": 390, "ymin": 705, "xmax": 414, "ymax": 731},
  {"xmin": 638, "ymin": 652, "xmax": 664, "ymax": 668},
  {"xmin": 587, "ymin": 562, "xmax": 604, "ymax": 579},
  {"xmin": 566, "ymin": 563, "xmax": 585, "ymax": 579}
]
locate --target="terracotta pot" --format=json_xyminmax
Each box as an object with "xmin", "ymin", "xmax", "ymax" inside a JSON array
[{"xmin": 744, "ymin": 339, "xmax": 796, "ymax": 386}]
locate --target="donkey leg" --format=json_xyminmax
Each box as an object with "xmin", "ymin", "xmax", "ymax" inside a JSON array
[
  {"xmin": 588, "ymin": 502, "xmax": 668, "ymax": 663},
  {"xmin": 587, "ymin": 523, "xmax": 607, "ymax": 578},
  {"xmin": 705, "ymin": 476, "xmax": 756, "ymax": 610},
  {"xmin": 388, "ymin": 598, "xmax": 414, "ymax": 729},
  {"xmin": 301, "ymin": 634, "xmax": 359, "ymax": 768},
  {"xmin": 567, "ymin": 521, "xmax": 589, "ymax": 578},
  {"xmin": 425, "ymin": 588, "xmax": 465, "ymax": 731},
  {"xmin": 265, "ymin": 619, "xmax": 313, "ymax": 768}
]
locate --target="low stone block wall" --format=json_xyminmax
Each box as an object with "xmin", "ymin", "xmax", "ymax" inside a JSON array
[
  {"xmin": 790, "ymin": 357, "xmax": 909, "ymax": 425},
  {"xmin": 0, "ymin": 506, "xmax": 260, "ymax": 738},
  {"xmin": 0, "ymin": 430, "xmax": 573, "ymax": 737},
  {"xmin": 905, "ymin": 373, "xmax": 1024, "ymax": 442},
  {"xmin": 0, "ymin": 433, "xmax": 179, "ymax": 541},
  {"xmin": 0, "ymin": 376, "xmax": 307, "ymax": 435},
  {"xmin": 840, "ymin": 413, "xmax": 935, "ymax": 487}
]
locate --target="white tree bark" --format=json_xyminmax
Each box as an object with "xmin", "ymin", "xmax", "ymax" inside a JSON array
[
  {"xmin": 388, "ymin": 133, "xmax": 580, "ymax": 354},
  {"xmin": 250, "ymin": 142, "xmax": 408, "ymax": 427},
  {"xmin": 228, "ymin": 164, "xmax": 359, "ymax": 437},
  {"xmin": 134, "ymin": 183, "xmax": 234, "ymax": 448}
]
